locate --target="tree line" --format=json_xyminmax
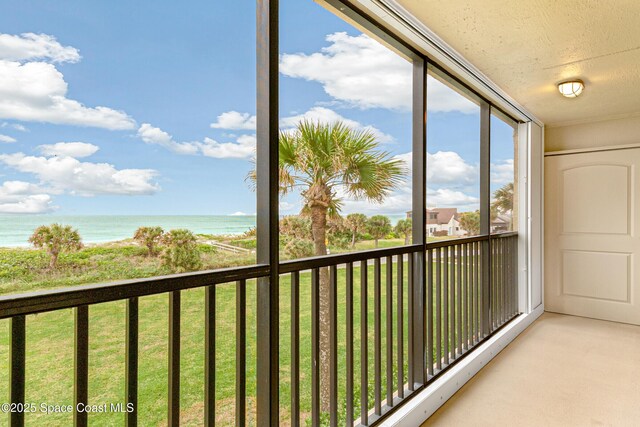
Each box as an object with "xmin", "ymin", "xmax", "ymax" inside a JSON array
[
  {"xmin": 28, "ymin": 224, "xmax": 202, "ymax": 273},
  {"xmin": 279, "ymin": 213, "xmax": 411, "ymax": 258}
]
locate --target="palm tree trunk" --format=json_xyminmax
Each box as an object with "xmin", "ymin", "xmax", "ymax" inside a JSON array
[
  {"xmin": 49, "ymin": 250, "xmax": 58, "ymax": 269},
  {"xmin": 309, "ymin": 204, "xmax": 331, "ymax": 412},
  {"xmin": 375, "ymin": 237, "xmax": 379, "ymax": 248},
  {"xmin": 351, "ymin": 230, "xmax": 356, "ymax": 248},
  {"xmin": 404, "ymin": 234, "xmax": 410, "ymax": 245}
]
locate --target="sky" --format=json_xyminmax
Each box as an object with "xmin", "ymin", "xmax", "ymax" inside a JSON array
[{"xmin": 0, "ymin": 0, "xmax": 515, "ymax": 217}]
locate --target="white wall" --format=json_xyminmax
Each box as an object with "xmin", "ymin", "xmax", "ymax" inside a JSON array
[{"xmin": 545, "ymin": 114, "xmax": 640, "ymax": 152}]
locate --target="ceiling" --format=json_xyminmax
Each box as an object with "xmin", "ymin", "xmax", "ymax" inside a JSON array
[{"xmin": 396, "ymin": 0, "xmax": 640, "ymax": 127}]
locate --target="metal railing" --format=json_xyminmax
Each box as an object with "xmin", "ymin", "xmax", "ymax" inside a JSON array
[{"xmin": 1, "ymin": 233, "xmax": 518, "ymax": 426}]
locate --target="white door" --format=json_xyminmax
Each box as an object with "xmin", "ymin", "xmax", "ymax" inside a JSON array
[{"xmin": 545, "ymin": 148, "xmax": 640, "ymax": 325}]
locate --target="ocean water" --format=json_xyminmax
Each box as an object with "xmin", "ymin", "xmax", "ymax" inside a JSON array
[
  {"xmin": 0, "ymin": 215, "xmax": 257, "ymax": 247},
  {"xmin": 0, "ymin": 213, "xmax": 407, "ymax": 248}
]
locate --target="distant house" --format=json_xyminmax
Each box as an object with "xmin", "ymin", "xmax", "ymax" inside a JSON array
[
  {"xmin": 407, "ymin": 208, "xmax": 465, "ymax": 237},
  {"xmin": 491, "ymin": 213, "xmax": 512, "ymax": 233}
]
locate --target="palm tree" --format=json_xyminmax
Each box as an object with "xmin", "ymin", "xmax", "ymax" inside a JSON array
[
  {"xmin": 29, "ymin": 223, "xmax": 83, "ymax": 269},
  {"xmin": 367, "ymin": 215, "xmax": 392, "ymax": 248},
  {"xmin": 493, "ymin": 182, "xmax": 514, "ymax": 213},
  {"xmin": 133, "ymin": 226, "xmax": 164, "ymax": 257},
  {"xmin": 258, "ymin": 119, "xmax": 404, "ymax": 410},
  {"xmin": 395, "ymin": 218, "xmax": 412, "ymax": 245},
  {"xmin": 345, "ymin": 213, "xmax": 368, "ymax": 248},
  {"xmin": 492, "ymin": 182, "xmax": 514, "ymax": 229}
]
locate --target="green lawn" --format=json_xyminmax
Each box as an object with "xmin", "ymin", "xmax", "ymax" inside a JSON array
[
  {"xmin": 0, "ymin": 238, "xmax": 482, "ymax": 426},
  {"xmin": 0, "ymin": 262, "xmax": 419, "ymax": 426}
]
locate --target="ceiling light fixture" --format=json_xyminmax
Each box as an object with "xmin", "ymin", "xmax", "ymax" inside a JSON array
[{"xmin": 558, "ymin": 80, "xmax": 585, "ymax": 98}]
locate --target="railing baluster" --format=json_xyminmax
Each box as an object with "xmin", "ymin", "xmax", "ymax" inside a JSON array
[
  {"xmin": 511, "ymin": 236, "xmax": 516, "ymax": 317},
  {"xmin": 505, "ymin": 238, "xmax": 511, "ymax": 319},
  {"xmin": 360, "ymin": 260, "xmax": 368, "ymax": 425},
  {"xmin": 470, "ymin": 242, "xmax": 476, "ymax": 345},
  {"xmin": 74, "ymin": 305, "xmax": 89, "ymax": 427},
  {"xmin": 10, "ymin": 315, "xmax": 25, "ymax": 427},
  {"xmin": 456, "ymin": 244, "xmax": 462, "ymax": 355},
  {"xmin": 497, "ymin": 239, "xmax": 501, "ymax": 326},
  {"xmin": 374, "ymin": 258, "xmax": 382, "ymax": 416},
  {"xmin": 467, "ymin": 243, "xmax": 471, "ymax": 349},
  {"xmin": 407, "ymin": 254, "xmax": 414, "ymax": 390},
  {"xmin": 346, "ymin": 263, "xmax": 354, "ymax": 426},
  {"xmin": 330, "ymin": 265, "xmax": 338, "ymax": 427},
  {"xmin": 469, "ymin": 243, "xmax": 474, "ymax": 346},
  {"xmin": 464, "ymin": 243, "xmax": 469, "ymax": 350},
  {"xmin": 491, "ymin": 239, "xmax": 496, "ymax": 330},
  {"xmin": 499, "ymin": 239, "xmax": 503, "ymax": 325},
  {"xmin": 450, "ymin": 245, "xmax": 456, "ymax": 357},
  {"xmin": 435, "ymin": 248, "xmax": 441, "ymax": 371},
  {"xmin": 396, "ymin": 255, "xmax": 404, "ymax": 398},
  {"xmin": 385, "ymin": 256, "xmax": 393, "ymax": 407},
  {"xmin": 500, "ymin": 238, "xmax": 507, "ymax": 325},
  {"xmin": 236, "ymin": 280, "xmax": 246, "ymax": 427},
  {"xmin": 512, "ymin": 237, "xmax": 516, "ymax": 317},
  {"xmin": 468, "ymin": 243, "xmax": 474, "ymax": 346},
  {"xmin": 311, "ymin": 268, "xmax": 320, "ymax": 427},
  {"xmin": 126, "ymin": 298, "xmax": 138, "ymax": 427},
  {"xmin": 291, "ymin": 272, "xmax": 300, "ymax": 427},
  {"xmin": 168, "ymin": 291, "xmax": 180, "ymax": 427},
  {"xmin": 504, "ymin": 238, "xmax": 509, "ymax": 322},
  {"xmin": 475, "ymin": 241, "xmax": 480, "ymax": 342},
  {"xmin": 427, "ymin": 249, "xmax": 434, "ymax": 377},
  {"xmin": 443, "ymin": 247, "xmax": 449, "ymax": 365},
  {"xmin": 205, "ymin": 285, "xmax": 215, "ymax": 427}
]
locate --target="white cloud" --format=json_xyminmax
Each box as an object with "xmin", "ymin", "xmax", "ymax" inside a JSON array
[
  {"xmin": 279, "ymin": 201, "xmax": 298, "ymax": 213},
  {"xmin": 0, "ymin": 152, "xmax": 159, "ymax": 196},
  {"xmin": 280, "ymin": 106, "xmax": 360, "ymax": 129},
  {"xmin": 210, "ymin": 106, "xmax": 395, "ymax": 144},
  {"xmin": 0, "ymin": 181, "xmax": 54, "ymax": 214},
  {"xmin": 0, "ymin": 134, "xmax": 16, "ymax": 143},
  {"xmin": 137, "ymin": 123, "xmax": 199, "ymax": 155},
  {"xmin": 1, "ymin": 122, "xmax": 27, "ymax": 132},
  {"xmin": 395, "ymin": 150, "xmax": 479, "ymax": 185},
  {"xmin": 37, "ymin": 142, "xmax": 99, "ymax": 158},
  {"xmin": 280, "ymin": 32, "xmax": 412, "ymax": 110},
  {"xmin": 340, "ymin": 184, "xmax": 413, "ymax": 215},
  {"xmin": 427, "ymin": 151, "xmax": 478, "ymax": 184},
  {"xmin": 426, "ymin": 76, "xmax": 478, "ymax": 114},
  {"xmin": 491, "ymin": 159, "xmax": 514, "ymax": 185},
  {"xmin": 340, "ymin": 150, "xmax": 480, "ymax": 214},
  {"xmin": 0, "ymin": 33, "xmax": 80, "ymax": 63},
  {"xmin": 281, "ymin": 106, "xmax": 394, "ymax": 143},
  {"xmin": 0, "ymin": 60, "xmax": 136, "ymax": 129},
  {"xmin": 280, "ymin": 32, "xmax": 477, "ymax": 113},
  {"xmin": 210, "ymin": 111, "xmax": 256, "ymax": 130},
  {"xmin": 138, "ymin": 123, "xmax": 257, "ymax": 159},
  {"xmin": 199, "ymin": 135, "xmax": 256, "ymax": 159},
  {"xmin": 426, "ymin": 188, "xmax": 479, "ymax": 210}
]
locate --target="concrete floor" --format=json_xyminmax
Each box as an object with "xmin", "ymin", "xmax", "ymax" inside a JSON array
[{"xmin": 422, "ymin": 312, "xmax": 640, "ymax": 426}]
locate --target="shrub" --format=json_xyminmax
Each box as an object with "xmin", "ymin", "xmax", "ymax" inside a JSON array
[
  {"xmin": 328, "ymin": 234, "xmax": 351, "ymax": 250},
  {"xmin": 28, "ymin": 223, "xmax": 83, "ymax": 269},
  {"xmin": 133, "ymin": 226, "xmax": 164, "ymax": 257},
  {"xmin": 433, "ymin": 230, "xmax": 448, "ymax": 237},
  {"xmin": 280, "ymin": 216, "xmax": 312, "ymax": 240},
  {"xmin": 242, "ymin": 227, "xmax": 257, "ymax": 238},
  {"xmin": 327, "ymin": 216, "xmax": 351, "ymax": 249},
  {"xmin": 161, "ymin": 229, "xmax": 202, "ymax": 273},
  {"xmin": 459, "ymin": 210, "xmax": 480, "ymax": 235},
  {"xmin": 284, "ymin": 239, "xmax": 314, "ymax": 259}
]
